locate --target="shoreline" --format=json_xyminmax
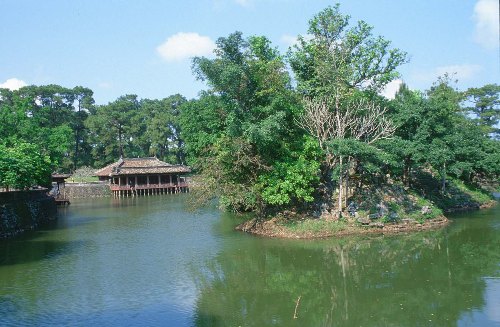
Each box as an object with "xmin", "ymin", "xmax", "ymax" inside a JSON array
[
  {"xmin": 236, "ymin": 200, "xmax": 497, "ymax": 239},
  {"xmin": 443, "ymin": 199, "xmax": 497, "ymax": 213},
  {"xmin": 236, "ymin": 216, "xmax": 451, "ymax": 239}
]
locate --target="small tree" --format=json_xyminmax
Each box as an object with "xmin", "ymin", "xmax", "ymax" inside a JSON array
[
  {"xmin": 0, "ymin": 142, "xmax": 52, "ymax": 190},
  {"xmin": 299, "ymin": 94, "xmax": 395, "ymax": 212}
]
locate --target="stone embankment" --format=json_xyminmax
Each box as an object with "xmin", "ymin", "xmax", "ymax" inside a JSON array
[
  {"xmin": 237, "ymin": 216, "xmax": 450, "ymax": 239},
  {"xmin": 0, "ymin": 190, "xmax": 57, "ymax": 238},
  {"xmin": 60, "ymin": 182, "xmax": 111, "ymax": 198}
]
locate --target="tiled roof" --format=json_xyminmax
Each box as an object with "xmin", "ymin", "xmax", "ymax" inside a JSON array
[
  {"xmin": 51, "ymin": 173, "xmax": 72, "ymax": 179},
  {"xmin": 95, "ymin": 161, "xmax": 120, "ymax": 177},
  {"xmin": 95, "ymin": 157, "xmax": 191, "ymax": 177}
]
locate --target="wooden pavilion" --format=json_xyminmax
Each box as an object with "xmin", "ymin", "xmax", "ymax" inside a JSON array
[
  {"xmin": 95, "ymin": 157, "xmax": 191, "ymax": 197},
  {"xmin": 51, "ymin": 173, "xmax": 71, "ymax": 205}
]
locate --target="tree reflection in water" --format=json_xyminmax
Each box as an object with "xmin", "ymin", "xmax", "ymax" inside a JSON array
[{"xmin": 192, "ymin": 215, "xmax": 500, "ymax": 327}]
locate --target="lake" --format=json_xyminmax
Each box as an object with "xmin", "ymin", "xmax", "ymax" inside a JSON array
[{"xmin": 0, "ymin": 195, "xmax": 499, "ymax": 326}]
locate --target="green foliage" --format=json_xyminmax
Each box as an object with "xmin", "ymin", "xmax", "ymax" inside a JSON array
[
  {"xmin": 463, "ymin": 83, "xmax": 500, "ymax": 136},
  {"xmin": 179, "ymin": 94, "xmax": 227, "ymax": 164},
  {"xmin": 289, "ymin": 4, "xmax": 408, "ymax": 96},
  {"xmin": 85, "ymin": 95, "xmax": 142, "ymax": 166},
  {"xmin": 184, "ymin": 31, "xmax": 303, "ymax": 213},
  {"xmin": 188, "ymin": 136, "xmax": 265, "ymax": 213},
  {"xmin": 0, "ymin": 142, "xmax": 52, "ymax": 190},
  {"xmin": 287, "ymin": 4, "xmax": 407, "ymax": 213},
  {"xmin": 140, "ymin": 94, "xmax": 187, "ymax": 163},
  {"xmin": 0, "ymin": 4, "xmax": 496, "ymax": 228},
  {"xmin": 451, "ymin": 179, "xmax": 493, "ymax": 204},
  {"xmin": 0, "ymin": 85, "xmax": 95, "ymax": 171},
  {"xmin": 258, "ymin": 136, "xmax": 321, "ymax": 206},
  {"xmin": 388, "ymin": 76, "xmax": 500, "ymax": 191}
]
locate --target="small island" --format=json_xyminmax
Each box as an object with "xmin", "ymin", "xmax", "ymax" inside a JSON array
[{"xmin": 185, "ymin": 6, "xmax": 499, "ymax": 238}]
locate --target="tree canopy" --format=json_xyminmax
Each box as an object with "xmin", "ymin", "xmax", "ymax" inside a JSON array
[{"xmin": 0, "ymin": 4, "xmax": 498, "ymax": 216}]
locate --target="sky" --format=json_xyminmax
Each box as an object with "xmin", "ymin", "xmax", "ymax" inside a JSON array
[{"xmin": 1, "ymin": 0, "xmax": 498, "ymax": 105}]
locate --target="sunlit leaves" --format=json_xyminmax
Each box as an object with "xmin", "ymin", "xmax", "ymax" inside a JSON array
[{"xmin": 0, "ymin": 143, "xmax": 51, "ymax": 189}]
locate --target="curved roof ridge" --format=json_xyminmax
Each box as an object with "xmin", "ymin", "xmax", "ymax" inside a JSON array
[{"xmin": 95, "ymin": 157, "xmax": 190, "ymax": 177}]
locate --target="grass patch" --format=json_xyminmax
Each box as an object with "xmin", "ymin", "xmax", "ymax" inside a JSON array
[
  {"xmin": 67, "ymin": 176, "xmax": 99, "ymax": 183},
  {"xmin": 413, "ymin": 171, "xmax": 494, "ymax": 212},
  {"xmin": 281, "ymin": 219, "xmax": 348, "ymax": 235},
  {"xmin": 451, "ymin": 179, "xmax": 492, "ymax": 204}
]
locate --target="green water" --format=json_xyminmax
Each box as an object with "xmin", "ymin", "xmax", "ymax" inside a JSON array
[{"xmin": 0, "ymin": 196, "xmax": 499, "ymax": 326}]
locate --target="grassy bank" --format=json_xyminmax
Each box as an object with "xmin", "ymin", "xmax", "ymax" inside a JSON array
[
  {"xmin": 237, "ymin": 175, "xmax": 497, "ymax": 239},
  {"xmin": 67, "ymin": 176, "xmax": 99, "ymax": 183}
]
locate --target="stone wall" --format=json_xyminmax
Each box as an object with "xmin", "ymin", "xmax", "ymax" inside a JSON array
[
  {"xmin": 61, "ymin": 182, "xmax": 111, "ymax": 198},
  {"xmin": 0, "ymin": 190, "xmax": 57, "ymax": 238}
]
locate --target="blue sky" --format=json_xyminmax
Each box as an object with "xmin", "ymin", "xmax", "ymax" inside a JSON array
[{"xmin": 1, "ymin": 0, "xmax": 498, "ymax": 105}]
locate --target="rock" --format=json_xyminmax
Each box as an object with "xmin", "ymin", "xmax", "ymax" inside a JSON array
[
  {"xmin": 357, "ymin": 217, "xmax": 370, "ymax": 225},
  {"xmin": 389, "ymin": 212, "xmax": 399, "ymax": 221},
  {"xmin": 377, "ymin": 202, "xmax": 389, "ymax": 216},
  {"xmin": 369, "ymin": 222, "xmax": 385, "ymax": 228},
  {"xmin": 347, "ymin": 202, "xmax": 358, "ymax": 216},
  {"xmin": 421, "ymin": 206, "xmax": 431, "ymax": 215},
  {"xmin": 369, "ymin": 213, "xmax": 380, "ymax": 220}
]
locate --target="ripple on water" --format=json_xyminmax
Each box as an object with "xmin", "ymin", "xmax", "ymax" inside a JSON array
[{"xmin": 2, "ymin": 196, "xmax": 499, "ymax": 326}]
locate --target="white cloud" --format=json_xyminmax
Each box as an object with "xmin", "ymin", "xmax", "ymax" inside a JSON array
[
  {"xmin": 413, "ymin": 64, "xmax": 482, "ymax": 84},
  {"xmin": 280, "ymin": 34, "xmax": 299, "ymax": 47},
  {"xmin": 157, "ymin": 32, "xmax": 216, "ymax": 62},
  {"xmin": 0, "ymin": 78, "xmax": 27, "ymax": 90},
  {"xmin": 435, "ymin": 64, "xmax": 482, "ymax": 80},
  {"xmin": 280, "ymin": 34, "xmax": 313, "ymax": 48},
  {"xmin": 380, "ymin": 79, "xmax": 403, "ymax": 99},
  {"xmin": 473, "ymin": 0, "xmax": 499, "ymax": 49}
]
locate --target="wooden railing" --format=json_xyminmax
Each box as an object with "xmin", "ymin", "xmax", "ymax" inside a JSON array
[{"xmin": 110, "ymin": 183, "xmax": 188, "ymax": 191}]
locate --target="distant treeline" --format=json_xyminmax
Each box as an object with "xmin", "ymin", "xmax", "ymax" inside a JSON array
[
  {"xmin": 1, "ymin": 5, "xmax": 499, "ymax": 217},
  {"xmin": 0, "ymin": 86, "xmax": 187, "ymax": 188}
]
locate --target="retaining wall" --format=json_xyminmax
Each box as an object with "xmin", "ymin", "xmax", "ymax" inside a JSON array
[
  {"xmin": 61, "ymin": 183, "xmax": 111, "ymax": 198},
  {"xmin": 0, "ymin": 190, "xmax": 57, "ymax": 238}
]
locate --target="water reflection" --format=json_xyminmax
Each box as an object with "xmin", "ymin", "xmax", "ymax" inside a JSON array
[
  {"xmin": 194, "ymin": 206, "xmax": 500, "ymax": 326},
  {"xmin": 0, "ymin": 196, "xmax": 497, "ymax": 326}
]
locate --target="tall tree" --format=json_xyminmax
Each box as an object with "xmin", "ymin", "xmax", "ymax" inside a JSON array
[
  {"xmin": 385, "ymin": 84, "xmax": 427, "ymax": 186},
  {"xmin": 141, "ymin": 94, "xmax": 187, "ymax": 164},
  {"xmin": 186, "ymin": 32, "xmax": 315, "ymax": 213},
  {"xmin": 179, "ymin": 94, "xmax": 227, "ymax": 165},
  {"xmin": 0, "ymin": 85, "xmax": 86, "ymax": 171},
  {"xmin": 85, "ymin": 95, "xmax": 141, "ymax": 166},
  {"xmin": 71, "ymin": 86, "xmax": 95, "ymax": 169},
  {"xmin": 421, "ymin": 76, "xmax": 462, "ymax": 192},
  {"xmin": 463, "ymin": 84, "xmax": 500, "ymax": 137},
  {"xmin": 388, "ymin": 76, "xmax": 499, "ymax": 191},
  {"xmin": 289, "ymin": 4, "xmax": 407, "ymax": 214}
]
